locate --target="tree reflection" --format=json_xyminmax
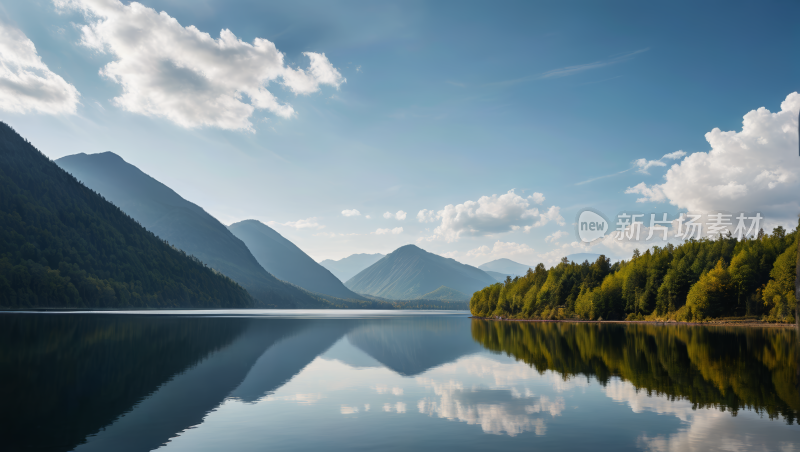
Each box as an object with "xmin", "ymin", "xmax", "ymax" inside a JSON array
[{"xmin": 471, "ymin": 320, "xmax": 799, "ymax": 423}]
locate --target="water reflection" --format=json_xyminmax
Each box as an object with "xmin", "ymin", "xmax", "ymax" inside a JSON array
[
  {"xmin": 470, "ymin": 320, "xmax": 800, "ymax": 422},
  {"xmin": 1, "ymin": 313, "xmax": 798, "ymax": 452}
]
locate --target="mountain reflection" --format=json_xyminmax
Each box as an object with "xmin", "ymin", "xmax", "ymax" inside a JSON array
[
  {"xmin": 347, "ymin": 316, "xmax": 483, "ymax": 375},
  {"xmin": 0, "ymin": 314, "xmax": 485, "ymax": 452},
  {"xmin": 0, "ymin": 314, "xmax": 353, "ymax": 452},
  {"xmin": 471, "ymin": 320, "xmax": 800, "ymax": 423}
]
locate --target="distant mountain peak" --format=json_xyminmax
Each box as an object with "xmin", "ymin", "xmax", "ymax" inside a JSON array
[{"xmin": 346, "ymin": 244, "xmax": 496, "ymax": 300}]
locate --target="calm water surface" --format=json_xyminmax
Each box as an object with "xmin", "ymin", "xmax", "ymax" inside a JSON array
[{"xmin": 1, "ymin": 311, "xmax": 798, "ymax": 451}]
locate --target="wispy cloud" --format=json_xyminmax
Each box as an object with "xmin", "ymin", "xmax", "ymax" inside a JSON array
[
  {"xmin": 576, "ymin": 149, "xmax": 686, "ymax": 186},
  {"xmin": 489, "ymin": 48, "xmax": 649, "ymax": 87}
]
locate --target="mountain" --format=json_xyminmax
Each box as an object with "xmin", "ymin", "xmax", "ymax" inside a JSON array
[
  {"xmin": 566, "ymin": 253, "xmax": 603, "ymax": 264},
  {"xmin": 227, "ymin": 220, "xmax": 364, "ymax": 300},
  {"xmin": 345, "ymin": 245, "xmax": 496, "ymax": 300},
  {"xmin": 478, "ymin": 258, "xmax": 532, "ymax": 276},
  {"xmin": 0, "ymin": 122, "xmax": 252, "ymax": 309},
  {"xmin": 55, "ymin": 151, "xmax": 328, "ymax": 308},
  {"xmin": 415, "ymin": 286, "xmax": 469, "ymax": 302},
  {"xmin": 320, "ymin": 253, "xmax": 385, "ymax": 282},
  {"xmin": 484, "ymin": 270, "xmax": 512, "ymax": 282}
]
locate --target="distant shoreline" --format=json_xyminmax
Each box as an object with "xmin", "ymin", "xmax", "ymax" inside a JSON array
[{"xmin": 469, "ymin": 316, "xmax": 798, "ymax": 328}]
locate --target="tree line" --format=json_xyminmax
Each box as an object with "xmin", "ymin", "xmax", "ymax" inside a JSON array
[{"xmin": 470, "ymin": 224, "xmax": 798, "ymax": 322}]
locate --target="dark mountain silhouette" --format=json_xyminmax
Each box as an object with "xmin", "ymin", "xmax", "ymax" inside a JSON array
[
  {"xmin": 345, "ymin": 245, "xmax": 496, "ymax": 300},
  {"xmin": 320, "ymin": 253, "xmax": 385, "ymax": 282},
  {"xmin": 228, "ymin": 220, "xmax": 365, "ymax": 301},
  {"xmin": 56, "ymin": 151, "xmax": 330, "ymax": 308},
  {"xmin": 0, "ymin": 122, "xmax": 251, "ymax": 309},
  {"xmin": 478, "ymin": 258, "xmax": 532, "ymax": 276},
  {"xmin": 416, "ymin": 286, "xmax": 469, "ymax": 302}
]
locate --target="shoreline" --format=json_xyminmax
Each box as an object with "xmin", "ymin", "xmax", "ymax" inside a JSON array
[{"xmin": 469, "ymin": 316, "xmax": 798, "ymax": 328}]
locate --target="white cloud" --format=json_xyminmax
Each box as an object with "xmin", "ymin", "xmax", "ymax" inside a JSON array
[
  {"xmin": 374, "ymin": 227, "xmax": 403, "ymax": 235},
  {"xmin": 341, "ymin": 209, "xmax": 361, "ymax": 217},
  {"xmin": 634, "ymin": 158, "xmax": 666, "ymax": 174},
  {"xmin": 268, "ymin": 217, "xmax": 324, "ymax": 229},
  {"xmin": 625, "ymin": 182, "xmax": 667, "ymax": 203},
  {"xmin": 384, "ymin": 210, "xmax": 406, "ymax": 220},
  {"xmin": 529, "ymin": 192, "xmax": 545, "ymax": 204},
  {"xmin": 531, "ymin": 206, "xmax": 565, "ymax": 228},
  {"xmin": 0, "ymin": 19, "xmax": 80, "ymax": 114},
  {"xmin": 624, "ymin": 93, "xmax": 800, "ymax": 223},
  {"xmin": 662, "ymin": 150, "xmax": 686, "ymax": 160},
  {"xmin": 544, "ymin": 231, "xmax": 568, "ymax": 243},
  {"xmin": 417, "ymin": 209, "xmax": 440, "ymax": 223},
  {"xmin": 365, "ymin": 215, "xmax": 372, "ymax": 219},
  {"xmin": 440, "ymin": 251, "xmax": 459, "ymax": 259},
  {"xmin": 425, "ymin": 190, "xmax": 562, "ymax": 242},
  {"xmin": 57, "ymin": 0, "xmax": 344, "ymax": 131}
]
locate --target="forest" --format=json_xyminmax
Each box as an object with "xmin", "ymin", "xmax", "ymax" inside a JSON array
[
  {"xmin": 470, "ymin": 224, "xmax": 798, "ymax": 323},
  {"xmin": 0, "ymin": 122, "xmax": 255, "ymax": 309}
]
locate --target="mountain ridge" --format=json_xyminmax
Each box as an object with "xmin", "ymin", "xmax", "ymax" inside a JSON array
[
  {"xmin": 55, "ymin": 151, "xmax": 328, "ymax": 308},
  {"xmin": 345, "ymin": 244, "xmax": 496, "ymax": 300},
  {"xmin": 228, "ymin": 220, "xmax": 365, "ymax": 300}
]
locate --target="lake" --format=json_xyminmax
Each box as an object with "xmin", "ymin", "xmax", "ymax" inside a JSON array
[{"xmin": 1, "ymin": 311, "xmax": 798, "ymax": 451}]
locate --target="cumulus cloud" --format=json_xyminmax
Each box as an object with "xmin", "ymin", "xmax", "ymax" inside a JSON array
[
  {"xmin": 384, "ymin": 210, "xmax": 406, "ymax": 220},
  {"xmin": 374, "ymin": 227, "xmax": 403, "ymax": 235},
  {"xmin": 625, "ymin": 93, "xmax": 800, "ymax": 223},
  {"xmin": 544, "ymin": 231, "xmax": 568, "ymax": 243},
  {"xmin": 625, "ymin": 182, "xmax": 667, "ymax": 203},
  {"xmin": 268, "ymin": 217, "xmax": 324, "ymax": 230},
  {"xmin": 417, "ymin": 209, "xmax": 440, "ymax": 223},
  {"xmin": 424, "ymin": 190, "xmax": 563, "ymax": 242},
  {"xmin": 57, "ymin": 0, "xmax": 344, "ymax": 130},
  {"xmin": 529, "ymin": 192, "xmax": 545, "ymax": 204},
  {"xmin": 341, "ymin": 209, "xmax": 361, "ymax": 217},
  {"xmin": 0, "ymin": 19, "xmax": 80, "ymax": 114}
]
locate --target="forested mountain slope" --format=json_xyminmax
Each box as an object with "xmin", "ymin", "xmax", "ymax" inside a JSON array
[
  {"xmin": 0, "ymin": 122, "xmax": 252, "ymax": 309},
  {"xmin": 56, "ymin": 151, "xmax": 330, "ymax": 308}
]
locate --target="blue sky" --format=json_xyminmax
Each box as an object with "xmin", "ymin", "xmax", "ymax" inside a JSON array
[{"xmin": 1, "ymin": 0, "xmax": 798, "ymax": 264}]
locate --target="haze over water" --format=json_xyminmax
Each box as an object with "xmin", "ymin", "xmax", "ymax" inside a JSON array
[{"xmin": 1, "ymin": 311, "xmax": 798, "ymax": 451}]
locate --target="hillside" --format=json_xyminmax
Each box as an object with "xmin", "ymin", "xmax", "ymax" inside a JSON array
[
  {"xmin": 0, "ymin": 122, "xmax": 252, "ymax": 309},
  {"xmin": 345, "ymin": 245, "xmax": 496, "ymax": 300},
  {"xmin": 415, "ymin": 286, "xmax": 469, "ymax": 302},
  {"xmin": 228, "ymin": 220, "xmax": 364, "ymax": 300},
  {"xmin": 320, "ymin": 253, "xmax": 385, "ymax": 282},
  {"xmin": 478, "ymin": 258, "xmax": 532, "ymax": 276},
  {"xmin": 55, "ymin": 152, "xmax": 328, "ymax": 308}
]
